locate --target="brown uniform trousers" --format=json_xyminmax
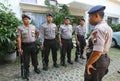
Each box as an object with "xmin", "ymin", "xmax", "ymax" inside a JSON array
[
  {"xmin": 84, "ymin": 54, "xmax": 110, "ymax": 81},
  {"xmin": 22, "ymin": 42, "xmax": 38, "ymax": 69}
]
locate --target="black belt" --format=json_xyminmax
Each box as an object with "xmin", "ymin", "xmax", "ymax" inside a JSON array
[
  {"xmin": 45, "ymin": 39, "xmax": 55, "ymax": 41},
  {"xmin": 101, "ymin": 54, "xmax": 108, "ymax": 57},
  {"xmin": 61, "ymin": 38, "xmax": 72, "ymax": 41},
  {"xmin": 77, "ymin": 34, "xmax": 85, "ymax": 38},
  {"xmin": 22, "ymin": 42, "xmax": 35, "ymax": 46}
]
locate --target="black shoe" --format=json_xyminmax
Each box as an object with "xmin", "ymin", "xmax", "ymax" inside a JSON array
[
  {"xmin": 23, "ymin": 69, "xmax": 29, "ymax": 81},
  {"xmin": 118, "ymin": 71, "xmax": 120, "ymax": 73},
  {"xmin": 80, "ymin": 56, "xmax": 86, "ymax": 59},
  {"xmin": 61, "ymin": 63, "xmax": 67, "ymax": 67},
  {"xmin": 54, "ymin": 63, "xmax": 59, "ymax": 68},
  {"xmin": 68, "ymin": 61, "xmax": 73, "ymax": 64},
  {"xmin": 34, "ymin": 68, "xmax": 41, "ymax": 74},
  {"xmin": 75, "ymin": 59, "xmax": 79, "ymax": 62},
  {"xmin": 43, "ymin": 66, "xmax": 48, "ymax": 71}
]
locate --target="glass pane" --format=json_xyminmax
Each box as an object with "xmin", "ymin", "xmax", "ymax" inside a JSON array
[
  {"xmin": 21, "ymin": 0, "xmax": 37, "ymax": 4},
  {"xmin": 23, "ymin": 11, "xmax": 46, "ymax": 29}
]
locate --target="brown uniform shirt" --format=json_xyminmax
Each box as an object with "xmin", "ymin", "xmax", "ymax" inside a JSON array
[
  {"xmin": 59, "ymin": 24, "xmax": 73, "ymax": 39},
  {"xmin": 16, "ymin": 24, "xmax": 39, "ymax": 43},
  {"xmin": 40, "ymin": 23, "xmax": 57, "ymax": 44},
  {"xmin": 92, "ymin": 21, "xmax": 113, "ymax": 54}
]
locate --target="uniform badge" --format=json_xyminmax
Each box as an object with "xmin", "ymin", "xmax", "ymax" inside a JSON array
[
  {"xmin": 16, "ymin": 27, "xmax": 21, "ymax": 32},
  {"xmin": 92, "ymin": 31, "xmax": 97, "ymax": 43}
]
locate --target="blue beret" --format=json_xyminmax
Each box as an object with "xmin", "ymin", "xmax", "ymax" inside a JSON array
[
  {"xmin": 88, "ymin": 5, "xmax": 106, "ymax": 14},
  {"xmin": 46, "ymin": 13, "xmax": 53, "ymax": 17},
  {"xmin": 65, "ymin": 16, "xmax": 70, "ymax": 19},
  {"xmin": 80, "ymin": 18, "xmax": 85, "ymax": 22},
  {"xmin": 22, "ymin": 14, "xmax": 31, "ymax": 19}
]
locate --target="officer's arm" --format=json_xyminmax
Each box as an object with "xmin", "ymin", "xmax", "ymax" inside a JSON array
[
  {"xmin": 75, "ymin": 26, "xmax": 79, "ymax": 44},
  {"xmin": 17, "ymin": 35, "xmax": 22, "ymax": 50},
  {"xmin": 86, "ymin": 51, "xmax": 102, "ymax": 66},
  {"xmin": 35, "ymin": 27, "xmax": 39, "ymax": 39},
  {"xmin": 35, "ymin": 31, "xmax": 39, "ymax": 39},
  {"xmin": 75, "ymin": 34, "xmax": 78, "ymax": 42},
  {"xmin": 40, "ymin": 26, "xmax": 44, "ymax": 45},
  {"xmin": 58, "ymin": 34, "xmax": 61, "ymax": 43}
]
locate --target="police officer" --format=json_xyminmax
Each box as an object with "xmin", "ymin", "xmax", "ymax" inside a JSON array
[
  {"xmin": 17, "ymin": 14, "xmax": 41, "ymax": 78},
  {"xmin": 40, "ymin": 13, "xmax": 59, "ymax": 71},
  {"xmin": 84, "ymin": 5, "xmax": 113, "ymax": 81},
  {"xmin": 75, "ymin": 18, "xmax": 86, "ymax": 62},
  {"xmin": 58, "ymin": 16, "xmax": 73, "ymax": 67}
]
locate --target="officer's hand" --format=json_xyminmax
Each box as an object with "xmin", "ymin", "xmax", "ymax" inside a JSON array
[
  {"xmin": 59, "ymin": 42, "xmax": 62, "ymax": 48},
  {"xmin": 86, "ymin": 64, "xmax": 96, "ymax": 75},
  {"xmin": 76, "ymin": 41, "xmax": 80, "ymax": 46},
  {"xmin": 40, "ymin": 45, "xmax": 44, "ymax": 50},
  {"xmin": 18, "ymin": 48, "xmax": 23, "ymax": 56}
]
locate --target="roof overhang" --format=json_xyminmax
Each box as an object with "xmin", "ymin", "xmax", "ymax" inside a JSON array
[
  {"xmin": 67, "ymin": 1, "xmax": 92, "ymax": 16},
  {"xmin": 20, "ymin": 2, "xmax": 49, "ymax": 13},
  {"xmin": 108, "ymin": 0, "xmax": 120, "ymax": 5},
  {"xmin": 68, "ymin": 1, "xmax": 92, "ymax": 11}
]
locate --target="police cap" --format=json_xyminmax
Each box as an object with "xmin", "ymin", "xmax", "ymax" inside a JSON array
[
  {"xmin": 46, "ymin": 13, "xmax": 53, "ymax": 17},
  {"xmin": 22, "ymin": 14, "xmax": 31, "ymax": 20},
  {"xmin": 88, "ymin": 5, "xmax": 106, "ymax": 14},
  {"xmin": 64, "ymin": 16, "xmax": 70, "ymax": 19},
  {"xmin": 80, "ymin": 18, "xmax": 85, "ymax": 22}
]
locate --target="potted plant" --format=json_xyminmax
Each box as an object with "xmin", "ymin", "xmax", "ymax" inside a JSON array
[{"xmin": 0, "ymin": 2, "xmax": 21, "ymax": 62}]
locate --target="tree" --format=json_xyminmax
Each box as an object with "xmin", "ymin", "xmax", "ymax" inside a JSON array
[
  {"xmin": 44, "ymin": 0, "xmax": 70, "ymax": 27},
  {"xmin": 0, "ymin": 2, "xmax": 21, "ymax": 56}
]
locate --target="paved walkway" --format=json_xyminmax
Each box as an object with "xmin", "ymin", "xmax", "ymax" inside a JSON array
[{"xmin": 0, "ymin": 48, "xmax": 120, "ymax": 81}]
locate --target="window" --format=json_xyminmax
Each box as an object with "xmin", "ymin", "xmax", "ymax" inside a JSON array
[
  {"xmin": 21, "ymin": 0, "xmax": 37, "ymax": 4},
  {"xmin": 107, "ymin": 16, "xmax": 119, "ymax": 24},
  {"xmin": 23, "ymin": 11, "xmax": 46, "ymax": 29},
  {"xmin": 50, "ymin": 0, "xmax": 57, "ymax": 5}
]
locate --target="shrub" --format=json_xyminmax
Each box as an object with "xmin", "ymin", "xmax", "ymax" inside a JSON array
[
  {"xmin": 0, "ymin": 2, "xmax": 21, "ymax": 56},
  {"xmin": 109, "ymin": 24, "xmax": 120, "ymax": 32}
]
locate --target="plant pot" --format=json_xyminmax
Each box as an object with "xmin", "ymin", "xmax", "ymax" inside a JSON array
[{"xmin": 4, "ymin": 51, "xmax": 17, "ymax": 63}]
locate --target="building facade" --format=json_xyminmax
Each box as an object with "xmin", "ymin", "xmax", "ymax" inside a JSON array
[{"xmin": 1, "ymin": 0, "xmax": 120, "ymax": 31}]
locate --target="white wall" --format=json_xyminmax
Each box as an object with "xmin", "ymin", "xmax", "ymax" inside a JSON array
[
  {"xmin": 1, "ymin": 0, "xmax": 120, "ymax": 23},
  {"xmin": 73, "ymin": 0, "xmax": 120, "ymax": 22},
  {"xmin": 0, "ymin": 0, "xmax": 21, "ymax": 19}
]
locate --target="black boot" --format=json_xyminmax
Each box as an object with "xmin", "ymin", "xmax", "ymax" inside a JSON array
[
  {"xmin": 75, "ymin": 58, "xmax": 79, "ymax": 62},
  {"xmin": 43, "ymin": 63, "xmax": 48, "ymax": 71},
  {"xmin": 61, "ymin": 61, "xmax": 67, "ymax": 67},
  {"xmin": 34, "ymin": 66, "xmax": 40, "ymax": 74},
  {"xmin": 23, "ymin": 68, "xmax": 29, "ymax": 80},
  {"xmin": 118, "ymin": 71, "xmax": 120, "ymax": 74},
  {"xmin": 75, "ymin": 53, "xmax": 79, "ymax": 62},
  {"xmin": 67, "ymin": 60, "xmax": 73, "ymax": 64},
  {"xmin": 53, "ymin": 62, "xmax": 59, "ymax": 68}
]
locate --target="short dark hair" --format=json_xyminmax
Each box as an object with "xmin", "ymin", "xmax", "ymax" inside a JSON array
[
  {"xmin": 22, "ymin": 14, "xmax": 31, "ymax": 20},
  {"xmin": 98, "ymin": 11, "xmax": 104, "ymax": 18},
  {"xmin": 80, "ymin": 18, "xmax": 85, "ymax": 22}
]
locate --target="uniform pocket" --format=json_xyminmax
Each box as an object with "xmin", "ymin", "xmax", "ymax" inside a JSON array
[
  {"xmin": 31, "ymin": 31, "xmax": 35, "ymax": 37},
  {"xmin": 22, "ymin": 31, "xmax": 27, "ymax": 38}
]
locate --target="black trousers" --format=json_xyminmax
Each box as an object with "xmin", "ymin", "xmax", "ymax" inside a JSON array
[
  {"xmin": 75, "ymin": 35, "xmax": 86, "ymax": 59},
  {"xmin": 84, "ymin": 54, "xmax": 110, "ymax": 81},
  {"xmin": 43, "ymin": 39, "xmax": 58, "ymax": 66},
  {"xmin": 22, "ymin": 42, "xmax": 38, "ymax": 69},
  {"xmin": 60, "ymin": 38, "xmax": 73, "ymax": 64}
]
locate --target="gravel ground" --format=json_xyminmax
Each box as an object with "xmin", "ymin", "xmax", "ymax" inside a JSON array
[{"xmin": 0, "ymin": 47, "xmax": 120, "ymax": 81}]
